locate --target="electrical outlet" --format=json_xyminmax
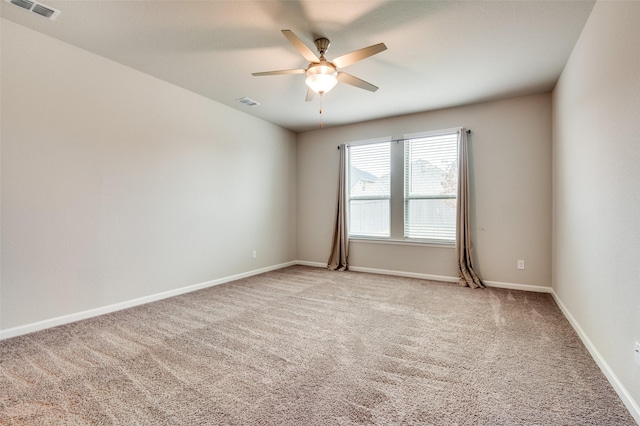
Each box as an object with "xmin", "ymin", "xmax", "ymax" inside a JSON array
[
  {"xmin": 635, "ymin": 342, "xmax": 640, "ymax": 366},
  {"xmin": 517, "ymin": 260, "xmax": 525, "ymax": 270},
  {"xmin": 252, "ymin": 250, "xmax": 257, "ymax": 259}
]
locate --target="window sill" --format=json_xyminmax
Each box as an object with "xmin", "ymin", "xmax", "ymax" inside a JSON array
[{"xmin": 349, "ymin": 237, "xmax": 455, "ymax": 249}]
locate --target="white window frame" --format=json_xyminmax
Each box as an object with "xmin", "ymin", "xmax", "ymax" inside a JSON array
[{"xmin": 345, "ymin": 128, "xmax": 460, "ymax": 247}]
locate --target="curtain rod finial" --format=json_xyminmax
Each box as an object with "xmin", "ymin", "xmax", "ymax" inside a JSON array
[{"xmin": 466, "ymin": 129, "xmax": 471, "ymax": 135}]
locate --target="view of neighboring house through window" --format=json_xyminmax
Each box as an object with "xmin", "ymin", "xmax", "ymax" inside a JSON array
[
  {"xmin": 346, "ymin": 129, "xmax": 459, "ymax": 244},
  {"xmin": 347, "ymin": 142, "xmax": 391, "ymax": 238},
  {"xmin": 404, "ymin": 132, "xmax": 458, "ymax": 243}
]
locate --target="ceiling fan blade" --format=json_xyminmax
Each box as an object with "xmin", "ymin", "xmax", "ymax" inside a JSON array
[
  {"xmin": 252, "ymin": 68, "xmax": 306, "ymax": 76},
  {"xmin": 282, "ymin": 29, "xmax": 319, "ymax": 63},
  {"xmin": 305, "ymin": 87, "xmax": 315, "ymax": 102},
  {"xmin": 337, "ymin": 72, "xmax": 379, "ymax": 92},
  {"xmin": 332, "ymin": 43, "xmax": 387, "ymax": 69}
]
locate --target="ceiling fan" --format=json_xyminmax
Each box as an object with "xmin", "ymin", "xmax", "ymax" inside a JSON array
[{"xmin": 252, "ymin": 30, "xmax": 387, "ymax": 101}]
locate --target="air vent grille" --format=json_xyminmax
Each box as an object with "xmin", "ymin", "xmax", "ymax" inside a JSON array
[
  {"xmin": 236, "ymin": 97, "xmax": 260, "ymax": 107},
  {"xmin": 10, "ymin": 0, "xmax": 33, "ymax": 10},
  {"xmin": 32, "ymin": 3, "xmax": 55, "ymax": 18},
  {"xmin": 5, "ymin": 0, "xmax": 60, "ymax": 20}
]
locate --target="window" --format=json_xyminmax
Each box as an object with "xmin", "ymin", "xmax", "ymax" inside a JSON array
[
  {"xmin": 346, "ymin": 129, "xmax": 459, "ymax": 244},
  {"xmin": 404, "ymin": 133, "xmax": 458, "ymax": 242},
  {"xmin": 347, "ymin": 142, "xmax": 390, "ymax": 238}
]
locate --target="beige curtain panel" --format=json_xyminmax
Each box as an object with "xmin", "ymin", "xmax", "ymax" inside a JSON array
[
  {"xmin": 327, "ymin": 144, "xmax": 349, "ymax": 271},
  {"xmin": 456, "ymin": 129, "xmax": 484, "ymax": 288}
]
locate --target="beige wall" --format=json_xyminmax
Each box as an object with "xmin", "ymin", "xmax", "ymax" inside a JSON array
[
  {"xmin": 0, "ymin": 20, "xmax": 297, "ymax": 330},
  {"xmin": 552, "ymin": 1, "xmax": 640, "ymax": 414},
  {"xmin": 297, "ymin": 94, "xmax": 552, "ymax": 287}
]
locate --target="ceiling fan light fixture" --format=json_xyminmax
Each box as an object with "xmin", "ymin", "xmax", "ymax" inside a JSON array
[
  {"xmin": 305, "ymin": 74, "xmax": 338, "ymax": 95},
  {"xmin": 252, "ymin": 30, "xmax": 386, "ymax": 102},
  {"xmin": 305, "ymin": 63, "xmax": 338, "ymax": 95}
]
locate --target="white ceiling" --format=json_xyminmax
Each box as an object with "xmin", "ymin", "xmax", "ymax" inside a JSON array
[{"xmin": 1, "ymin": 0, "xmax": 595, "ymax": 132}]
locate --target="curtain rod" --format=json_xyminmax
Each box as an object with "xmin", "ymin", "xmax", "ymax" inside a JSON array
[{"xmin": 337, "ymin": 129, "xmax": 471, "ymax": 149}]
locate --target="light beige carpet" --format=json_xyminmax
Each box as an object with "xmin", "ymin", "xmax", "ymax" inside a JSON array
[{"xmin": 0, "ymin": 266, "xmax": 635, "ymax": 425}]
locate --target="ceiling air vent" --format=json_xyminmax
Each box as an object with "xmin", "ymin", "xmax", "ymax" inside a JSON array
[
  {"xmin": 236, "ymin": 97, "xmax": 260, "ymax": 107},
  {"xmin": 5, "ymin": 0, "xmax": 60, "ymax": 20}
]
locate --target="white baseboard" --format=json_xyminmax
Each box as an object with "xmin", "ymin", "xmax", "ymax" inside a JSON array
[
  {"xmin": 551, "ymin": 290, "xmax": 640, "ymax": 424},
  {"xmin": 347, "ymin": 265, "xmax": 459, "ymax": 284},
  {"xmin": 296, "ymin": 261, "xmax": 553, "ymax": 293},
  {"xmin": 296, "ymin": 260, "xmax": 459, "ymax": 283},
  {"xmin": 295, "ymin": 260, "xmax": 327, "ymax": 268},
  {"xmin": 483, "ymin": 279, "xmax": 552, "ymax": 293},
  {"xmin": 0, "ymin": 261, "xmax": 297, "ymax": 341}
]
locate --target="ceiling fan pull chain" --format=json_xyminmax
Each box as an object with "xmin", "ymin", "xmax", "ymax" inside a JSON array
[{"xmin": 319, "ymin": 94, "xmax": 323, "ymax": 128}]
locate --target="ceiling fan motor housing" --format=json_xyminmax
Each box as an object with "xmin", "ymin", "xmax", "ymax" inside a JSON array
[
  {"xmin": 306, "ymin": 61, "xmax": 337, "ymax": 77},
  {"xmin": 314, "ymin": 37, "xmax": 331, "ymax": 56}
]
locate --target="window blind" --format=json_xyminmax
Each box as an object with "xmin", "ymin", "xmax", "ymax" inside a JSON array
[
  {"xmin": 348, "ymin": 142, "xmax": 391, "ymax": 238},
  {"xmin": 404, "ymin": 132, "xmax": 458, "ymax": 242}
]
